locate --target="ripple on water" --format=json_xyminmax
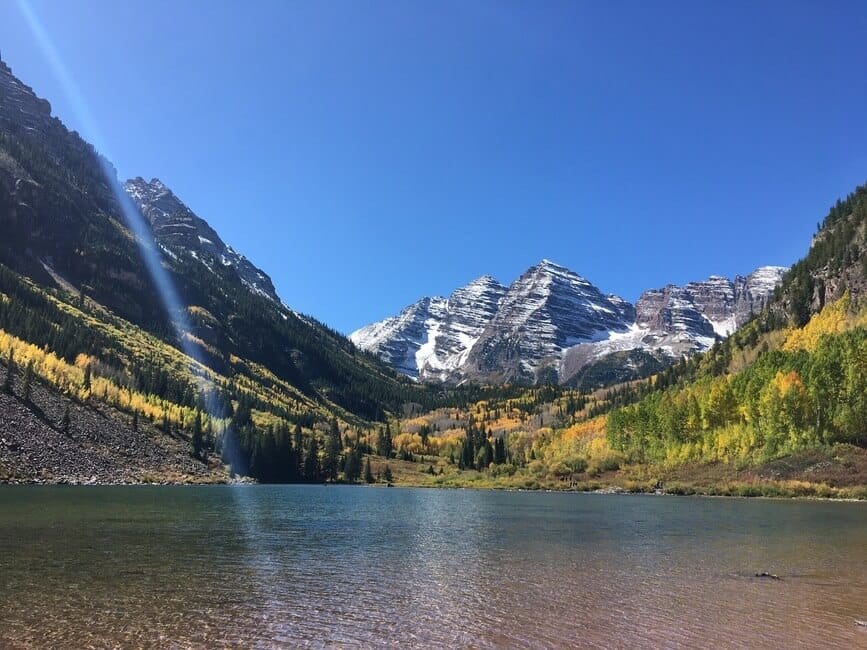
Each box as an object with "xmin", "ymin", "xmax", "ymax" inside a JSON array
[{"xmin": 0, "ymin": 486, "xmax": 865, "ymax": 649}]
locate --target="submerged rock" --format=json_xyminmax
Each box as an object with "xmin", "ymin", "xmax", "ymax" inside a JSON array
[{"xmin": 754, "ymin": 571, "xmax": 781, "ymax": 580}]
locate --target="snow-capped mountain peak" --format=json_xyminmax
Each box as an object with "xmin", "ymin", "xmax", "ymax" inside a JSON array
[
  {"xmin": 350, "ymin": 274, "xmax": 507, "ymax": 380},
  {"xmin": 352, "ymin": 261, "xmax": 787, "ymax": 385},
  {"xmin": 124, "ymin": 177, "xmax": 282, "ymax": 304}
]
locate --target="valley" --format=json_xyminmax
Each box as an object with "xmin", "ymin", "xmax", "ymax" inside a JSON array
[
  {"xmin": 3, "ymin": 5, "xmax": 867, "ymax": 649},
  {"xmin": 0, "ymin": 49, "xmax": 865, "ymax": 499}
]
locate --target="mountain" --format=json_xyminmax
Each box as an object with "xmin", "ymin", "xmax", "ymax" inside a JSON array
[
  {"xmin": 350, "ymin": 275, "xmax": 507, "ymax": 380},
  {"xmin": 604, "ymin": 181, "xmax": 867, "ymax": 479},
  {"xmin": 380, "ymin": 182, "xmax": 867, "ymax": 497},
  {"xmin": 461, "ymin": 260, "xmax": 636, "ymax": 383},
  {"xmin": 352, "ymin": 261, "xmax": 786, "ymax": 386},
  {"xmin": 562, "ymin": 266, "xmax": 787, "ymax": 386},
  {"xmin": 775, "ymin": 187, "xmax": 867, "ymax": 326},
  {"xmin": 640, "ymin": 268, "xmax": 787, "ymax": 340},
  {"xmin": 124, "ymin": 177, "xmax": 282, "ymax": 304},
  {"xmin": 0, "ymin": 50, "xmax": 437, "ymax": 441}
]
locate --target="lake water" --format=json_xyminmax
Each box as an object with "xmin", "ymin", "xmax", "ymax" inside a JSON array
[{"xmin": 0, "ymin": 486, "xmax": 865, "ymax": 649}]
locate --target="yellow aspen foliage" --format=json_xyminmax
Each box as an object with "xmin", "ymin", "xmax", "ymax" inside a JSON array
[
  {"xmin": 0, "ymin": 328, "xmax": 229, "ymax": 435},
  {"xmin": 783, "ymin": 294, "xmax": 867, "ymax": 352},
  {"xmin": 402, "ymin": 416, "xmax": 431, "ymax": 430},
  {"xmin": 560, "ymin": 417, "xmax": 606, "ymax": 443},
  {"xmin": 74, "ymin": 353, "xmax": 97, "ymax": 369},
  {"xmin": 393, "ymin": 432, "xmax": 424, "ymax": 455}
]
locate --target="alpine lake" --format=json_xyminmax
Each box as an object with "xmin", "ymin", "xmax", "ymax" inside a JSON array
[{"xmin": 1, "ymin": 485, "xmax": 865, "ymax": 648}]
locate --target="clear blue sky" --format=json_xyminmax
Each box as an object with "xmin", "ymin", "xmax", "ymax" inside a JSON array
[{"xmin": 2, "ymin": 1, "xmax": 866, "ymax": 333}]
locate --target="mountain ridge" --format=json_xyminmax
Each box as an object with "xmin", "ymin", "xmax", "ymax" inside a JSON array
[
  {"xmin": 124, "ymin": 176, "xmax": 283, "ymax": 305},
  {"xmin": 352, "ymin": 261, "xmax": 787, "ymax": 385},
  {"xmin": 0, "ymin": 48, "xmax": 433, "ymax": 429}
]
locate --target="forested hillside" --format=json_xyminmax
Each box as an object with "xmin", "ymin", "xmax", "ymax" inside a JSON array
[
  {"xmin": 0, "ymin": 53, "xmax": 510, "ymax": 482},
  {"xmin": 0, "ymin": 258, "xmax": 522, "ymax": 482},
  {"xmin": 0, "ymin": 53, "xmax": 465, "ymax": 422},
  {"xmin": 366, "ymin": 184, "xmax": 867, "ymax": 498},
  {"xmin": 603, "ymin": 183, "xmax": 867, "ymax": 479},
  {"xmin": 779, "ymin": 182, "xmax": 867, "ymax": 325},
  {"xmin": 606, "ymin": 295, "xmax": 867, "ymax": 464},
  {"xmin": 1, "ymin": 47, "xmax": 865, "ymax": 492}
]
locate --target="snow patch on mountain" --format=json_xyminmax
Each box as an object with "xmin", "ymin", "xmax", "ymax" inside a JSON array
[
  {"xmin": 352, "ymin": 260, "xmax": 787, "ymax": 385},
  {"xmin": 124, "ymin": 177, "xmax": 284, "ymax": 307},
  {"xmin": 350, "ymin": 276, "xmax": 507, "ymax": 380}
]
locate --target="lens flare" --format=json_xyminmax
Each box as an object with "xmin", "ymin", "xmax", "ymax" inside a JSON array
[{"xmin": 14, "ymin": 0, "xmax": 250, "ymax": 475}]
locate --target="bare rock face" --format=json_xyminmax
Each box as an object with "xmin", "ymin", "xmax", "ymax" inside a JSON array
[
  {"xmin": 740, "ymin": 266, "xmax": 789, "ymax": 315},
  {"xmin": 124, "ymin": 177, "xmax": 281, "ymax": 304},
  {"xmin": 352, "ymin": 261, "xmax": 787, "ymax": 385},
  {"xmin": 0, "ymin": 57, "xmax": 53, "ymax": 133},
  {"xmin": 637, "ymin": 267, "xmax": 787, "ymax": 340},
  {"xmin": 351, "ymin": 276, "xmax": 507, "ymax": 380},
  {"xmin": 635, "ymin": 285, "xmax": 717, "ymax": 339},
  {"xmin": 684, "ymin": 276, "xmax": 738, "ymax": 333},
  {"xmin": 462, "ymin": 260, "xmax": 634, "ymax": 382},
  {"xmin": 350, "ymin": 297, "xmax": 447, "ymax": 377}
]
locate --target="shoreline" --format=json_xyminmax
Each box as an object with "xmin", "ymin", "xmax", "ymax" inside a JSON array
[{"xmin": 2, "ymin": 477, "xmax": 865, "ymax": 502}]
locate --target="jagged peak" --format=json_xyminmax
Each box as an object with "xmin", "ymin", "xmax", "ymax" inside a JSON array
[
  {"xmin": 123, "ymin": 177, "xmax": 281, "ymax": 304},
  {"xmin": 355, "ymin": 256, "xmax": 786, "ymax": 384},
  {"xmin": 147, "ymin": 177, "xmax": 168, "ymax": 191},
  {"xmin": 523, "ymin": 258, "xmax": 591, "ymax": 284},
  {"xmin": 467, "ymin": 273, "xmax": 502, "ymax": 286},
  {"xmin": 536, "ymin": 258, "xmax": 569, "ymax": 272},
  {"xmin": 454, "ymin": 274, "xmax": 507, "ymax": 294},
  {"xmin": 750, "ymin": 265, "xmax": 789, "ymax": 275},
  {"xmin": 125, "ymin": 176, "xmax": 171, "ymax": 195}
]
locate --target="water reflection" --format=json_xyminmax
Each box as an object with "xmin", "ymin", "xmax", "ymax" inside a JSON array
[{"xmin": 0, "ymin": 486, "xmax": 865, "ymax": 648}]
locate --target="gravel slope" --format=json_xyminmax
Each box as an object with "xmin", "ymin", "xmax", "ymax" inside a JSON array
[{"xmin": 0, "ymin": 365, "xmax": 226, "ymax": 484}]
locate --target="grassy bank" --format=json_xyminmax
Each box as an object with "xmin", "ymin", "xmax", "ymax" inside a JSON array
[{"xmin": 369, "ymin": 445, "xmax": 867, "ymax": 500}]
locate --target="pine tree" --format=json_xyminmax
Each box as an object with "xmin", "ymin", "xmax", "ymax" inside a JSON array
[
  {"xmin": 304, "ymin": 436, "xmax": 321, "ymax": 482},
  {"xmin": 83, "ymin": 364, "xmax": 92, "ymax": 393},
  {"xmin": 323, "ymin": 417, "xmax": 341, "ymax": 481},
  {"xmin": 293, "ymin": 424, "xmax": 304, "ymax": 480},
  {"xmin": 191, "ymin": 410, "xmax": 204, "ymax": 460},
  {"xmin": 493, "ymin": 437, "xmax": 506, "ymax": 464},
  {"xmin": 22, "ymin": 361, "xmax": 33, "ymax": 403},
  {"xmin": 206, "ymin": 418, "xmax": 214, "ymax": 455},
  {"xmin": 377, "ymin": 422, "xmax": 393, "ymax": 458},
  {"xmin": 2, "ymin": 349, "xmax": 14, "ymax": 394},
  {"xmin": 344, "ymin": 447, "xmax": 361, "ymax": 483},
  {"xmin": 61, "ymin": 404, "xmax": 71, "ymax": 436},
  {"xmin": 382, "ymin": 464, "xmax": 393, "ymax": 484},
  {"xmin": 364, "ymin": 456, "xmax": 374, "ymax": 483},
  {"xmin": 132, "ymin": 410, "xmax": 139, "ymax": 431},
  {"xmin": 461, "ymin": 434, "xmax": 474, "ymax": 469}
]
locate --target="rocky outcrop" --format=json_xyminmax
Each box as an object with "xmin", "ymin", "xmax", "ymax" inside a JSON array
[
  {"xmin": 636, "ymin": 285, "xmax": 718, "ymax": 339},
  {"xmin": 636, "ymin": 267, "xmax": 787, "ymax": 340},
  {"xmin": 0, "ymin": 56, "xmax": 53, "ymax": 133}
]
